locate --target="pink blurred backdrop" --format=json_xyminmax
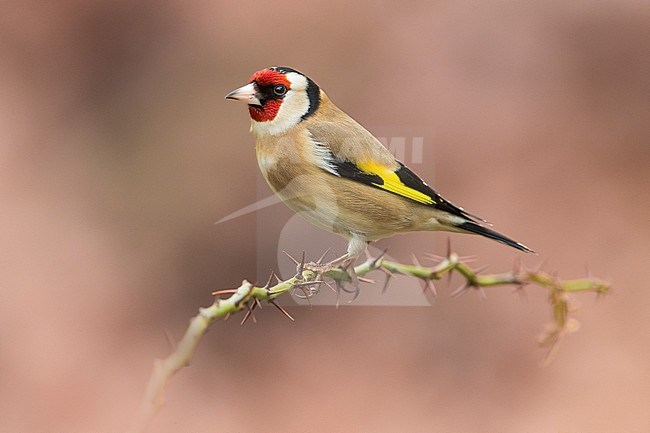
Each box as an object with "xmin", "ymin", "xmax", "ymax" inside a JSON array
[{"xmin": 1, "ymin": 1, "xmax": 648, "ymax": 432}]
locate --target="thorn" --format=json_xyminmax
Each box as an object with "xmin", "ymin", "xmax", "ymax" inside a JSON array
[
  {"xmin": 381, "ymin": 271, "xmax": 394, "ymax": 294},
  {"xmin": 370, "ymin": 249, "xmax": 388, "ymax": 267},
  {"xmin": 358, "ymin": 277, "xmax": 375, "ymax": 284},
  {"xmin": 411, "ymin": 253, "xmax": 422, "ymax": 267},
  {"xmin": 270, "ymin": 300, "xmax": 294, "ymax": 321},
  {"xmin": 419, "ymin": 279, "xmax": 428, "ymax": 293},
  {"xmin": 211, "ymin": 288, "xmax": 238, "ymax": 296},
  {"xmin": 422, "ymin": 278, "xmax": 437, "ymax": 297},
  {"xmin": 254, "ymin": 297, "xmax": 263, "ymax": 309},
  {"xmin": 474, "ymin": 264, "xmax": 490, "ymax": 274},
  {"xmin": 477, "ymin": 286, "xmax": 487, "ymax": 301},
  {"xmin": 223, "ymin": 312, "xmax": 231, "ymax": 322},
  {"xmin": 585, "ymin": 264, "xmax": 593, "ymax": 280},
  {"xmin": 446, "ymin": 237, "xmax": 452, "ymax": 258},
  {"xmin": 512, "ymin": 257, "xmax": 523, "ymax": 275},
  {"xmin": 550, "ymin": 271, "xmax": 560, "ymax": 288},
  {"xmin": 513, "ymin": 284, "xmax": 528, "ymax": 302},
  {"xmin": 316, "ymin": 248, "xmax": 332, "ymax": 264},
  {"xmin": 263, "ymin": 271, "xmax": 276, "ymax": 290},
  {"xmin": 424, "ymin": 253, "xmax": 445, "ymax": 262},
  {"xmin": 282, "ymin": 250, "xmax": 300, "ymax": 265},
  {"xmin": 240, "ymin": 305, "xmax": 253, "ymax": 325},
  {"xmin": 389, "ymin": 267, "xmax": 405, "ymax": 276},
  {"xmin": 163, "ymin": 329, "xmax": 176, "ymax": 352},
  {"xmin": 379, "ymin": 268, "xmax": 395, "ymax": 294},
  {"xmin": 273, "ymin": 272, "xmax": 283, "ymax": 285},
  {"xmin": 297, "ymin": 251, "xmax": 306, "ymax": 276},
  {"xmin": 323, "ymin": 280, "xmax": 337, "ymax": 294},
  {"xmin": 533, "ymin": 259, "xmax": 547, "ymax": 274},
  {"xmin": 450, "ymin": 282, "xmax": 469, "ymax": 298},
  {"xmin": 458, "ymin": 255, "xmax": 478, "ymax": 263}
]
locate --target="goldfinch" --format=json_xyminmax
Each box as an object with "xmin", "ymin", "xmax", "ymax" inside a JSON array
[{"xmin": 225, "ymin": 66, "xmax": 533, "ymax": 264}]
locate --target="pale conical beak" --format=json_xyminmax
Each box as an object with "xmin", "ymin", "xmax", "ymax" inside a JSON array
[{"xmin": 225, "ymin": 82, "xmax": 262, "ymax": 107}]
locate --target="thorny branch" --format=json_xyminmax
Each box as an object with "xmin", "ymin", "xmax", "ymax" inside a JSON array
[{"xmin": 127, "ymin": 247, "xmax": 610, "ymax": 433}]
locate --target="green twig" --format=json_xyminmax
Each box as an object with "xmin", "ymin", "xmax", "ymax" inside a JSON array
[{"xmin": 127, "ymin": 250, "xmax": 609, "ymax": 433}]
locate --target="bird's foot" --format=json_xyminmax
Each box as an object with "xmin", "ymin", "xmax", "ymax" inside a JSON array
[
  {"xmin": 338, "ymin": 260, "xmax": 361, "ymax": 302},
  {"xmin": 303, "ymin": 250, "xmax": 361, "ymax": 303}
]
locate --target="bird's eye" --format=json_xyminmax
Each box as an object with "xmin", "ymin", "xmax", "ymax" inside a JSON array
[{"xmin": 273, "ymin": 85, "xmax": 287, "ymax": 96}]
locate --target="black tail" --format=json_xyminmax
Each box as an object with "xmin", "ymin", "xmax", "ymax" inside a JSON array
[{"xmin": 457, "ymin": 221, "xmax": 535, "ymax": 253}]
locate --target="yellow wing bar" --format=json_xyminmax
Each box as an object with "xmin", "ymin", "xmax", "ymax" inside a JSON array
[{"xmin": 356, "ymin": 160, "xmax": 435, "ymax": 205}]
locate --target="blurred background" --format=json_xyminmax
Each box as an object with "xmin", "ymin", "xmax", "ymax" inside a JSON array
[{"xmin": 1, "ymin": 1, "xmax": 649, "ymax": 432}]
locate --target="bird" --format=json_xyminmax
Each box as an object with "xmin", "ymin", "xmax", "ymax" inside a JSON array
[{"xmin": 225, "ymin": 66, "xmax": 534, "ymax": 270}]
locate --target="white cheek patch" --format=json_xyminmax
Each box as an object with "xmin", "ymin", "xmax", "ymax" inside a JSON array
[{"xmin": 251, "ymin": 72, "xmax": 310, "ymax": 136}]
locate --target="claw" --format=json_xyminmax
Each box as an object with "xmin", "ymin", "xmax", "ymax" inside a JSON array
[
  {"xmin": 293, "ymin": 286, "xmax": 313, "ymax": 308},
  {"xmin": 345, "ymin": 263, "xmax": 360, "ymax": 302},
  {"xmin": 335, "ymin": 280, "xmax": 343, "ymax": 309},
  {"xmin": 292, "ymin": 280, "xmax": 322, "ymax": 308}
]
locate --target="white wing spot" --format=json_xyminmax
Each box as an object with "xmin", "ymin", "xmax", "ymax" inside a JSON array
[{"xmin": 308, "ymin": 133, "xmax": 339, "ymax": 176}]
